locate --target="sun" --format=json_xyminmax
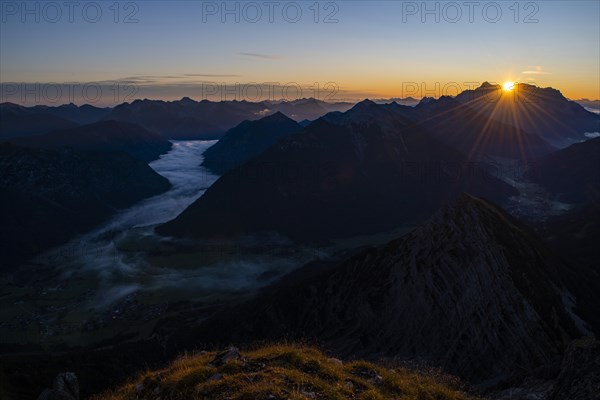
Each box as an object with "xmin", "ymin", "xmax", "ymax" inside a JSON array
[{"xmin": 503, "ymin": 81, "xmax": 515, "ymax": 91}]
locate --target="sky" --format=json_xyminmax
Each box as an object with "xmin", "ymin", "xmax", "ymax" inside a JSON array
[{"xmin": 1, "ymin": 0, "xmax": 599, "ymax": 105}]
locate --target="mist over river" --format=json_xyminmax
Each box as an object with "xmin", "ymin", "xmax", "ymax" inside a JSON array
[{"xmin": 26, "ymin": 141, "xmax": 316, "ymax": 310}]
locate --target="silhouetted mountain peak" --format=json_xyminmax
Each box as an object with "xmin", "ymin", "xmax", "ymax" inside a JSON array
[
  {"xmin": 479, "ymin": 81, "xmax": 499, "ymax": 89},
  {"xmin": 263, "ymin": 110, "xmax": 291, "ymax": 122},
  {"xmin": 353, "ymin": 98, "xmax": 376, "ymax": 108},
  {"xmin": 294, "ymin": 97, "xmax": 321, "ymax": 105},
  {"xmin": 416, "ymin": 95, "xmax": 460, "ymax": 111},
  {"xmin": 418, "ymin": 96, "xmax": 435, "ymax": 105},
  {"xmin": 0, "ymin": 102, "xmax": 25, "ymax": 110},
  {"xmin": 342, "ymin": 99, "xmax": 385, "ymax": 119},
  {"xmin": 178, "ymin": 96, "xmax": 197, "ymax": 104}
]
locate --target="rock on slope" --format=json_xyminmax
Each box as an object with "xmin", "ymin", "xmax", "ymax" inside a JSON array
[
  {"xmin": 201, "ymin": 111, "xmax": 303, "ymax": 174},
  {"xmin": 193, "ymin": 194, "xmax": 583, "ymax": 383}
]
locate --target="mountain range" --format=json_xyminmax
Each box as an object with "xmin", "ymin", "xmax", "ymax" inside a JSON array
[
  {"xmin": 102, "ymin": 97, "xmax": 354, "ymax": 140},
  {"xmin": 2, "ymin": 81, "xmax": 599, "ymax": 399},
  {"xmin": 157, "ymin": 105, "xmax": 517, "ymax": 241},
  {"xmin": 0, "ymin": 98, "xmax": 353, "ymax": 141}
]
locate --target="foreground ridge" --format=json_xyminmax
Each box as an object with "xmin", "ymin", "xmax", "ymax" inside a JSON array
[{"xmin": 91, "ymin": 344, "xmax": 478, "ymax": 400}]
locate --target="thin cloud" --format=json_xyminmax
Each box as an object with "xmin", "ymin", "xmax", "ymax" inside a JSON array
[
  {"xmin": 183, "ymin": 73, "xmax": 241, "ymax": 77},
  {"xmin": 522, "ymin": 66, "xmax": 552, "ymax": 75},
  {"xmin": 239, "ymin": 52, "xmax": 284, "ymax": 60},
  {"xmin": 106, "ymin": 74, "xmax": 241, "ymax": 84}
]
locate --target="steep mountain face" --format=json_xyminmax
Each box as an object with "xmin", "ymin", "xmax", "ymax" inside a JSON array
[
  {"xmin": 10, "ymin": 120, "xmax": 173, "ymax": 162},
  {"xmin": 158, "ymin": 113, "xmax": 517, "ymax": 241},
  {"xmin": 193, "ymin": 194, "xmax": 582, "ymax": 383},
  {"xmin": 412, "ymin": 96, "xmax": 554, "ymax": 161},
  {"xmin": 525, "ymin": 137, "xmax": 600, "ymax": 204},
  {"xmin": 455, "ymin": 83, "xmax": 600, "ymax": 148},
  {"xmin": 201, "ymin": 112, "xmax": 303, "ymax": 174},
  {"xmin": 0, "ymin": 143, "xmax": 171, "ymax": 270},
  {"xmin": 0, "ymin": 103, "xmax": 78, "ymax": 138}
]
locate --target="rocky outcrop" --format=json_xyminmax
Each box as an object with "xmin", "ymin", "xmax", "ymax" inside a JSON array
[
  {"xmin": 191, "ymin": 194, "xmax": 583, "ymax": 383},
  {"xmin": 488, "ymin": 338, "xmax": 600, "ymax": 400},
  {"xmin": 37, "ymin": 372, "xmax": 79, "ymax": 400},
  {"xmin": 548, "ymin": 338, "xmax": 600, "ymax": 400}
]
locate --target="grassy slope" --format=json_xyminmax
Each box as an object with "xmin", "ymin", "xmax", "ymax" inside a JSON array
[{"xmin": 93, "ymin": 344, "xmax": 480, "ymax": 400}]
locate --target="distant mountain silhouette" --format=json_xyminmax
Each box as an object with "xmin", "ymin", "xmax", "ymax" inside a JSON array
[
  {"xmin": 526, "ymin": 137, "xmax": 600, "ymax": 204},
  {"xmin": 322, "ymin": 99, "xmax": 418, "ymax": 128},
  {"xmin": 29, "ymin": 103, "xmax": 111, "ymax": 124},
  {"xmin": 264, "ymin": 98, "xmax": 353, "ymax": 121},
  {"xmin": 10, "ymin": 120, "xmax": 173, "ymax": 162},
  {"xmin": 372, "ymin": 96, "xmax": 421, "ymax": 106},
  {"xmin": 0, "ymin": 143, "xmax": 171, "ymax": 270},
  {"xmin": 102, "ymin": 97, "xmax": 352, "ymax": 140},
  {"xmin": 101, "ymin": 98, "xmax": 226, "ymax": 139},
  {"xmin": 455, "ymin": 83, "xmax": 600, "ymax": 148},
  {"xmin": 158, "ymin": 109, "xmax": 517, "ymax": 241},
  {"xmin": 0, "ymin": 102, "xmax": 77, "ymax": 138},
  {"xmin": 201, "ymin": 112, "xmax": 303, "ymax": 174},
  {"xmin": 185, "ymin": 194, "xmax": 584, "ymax": 383}
]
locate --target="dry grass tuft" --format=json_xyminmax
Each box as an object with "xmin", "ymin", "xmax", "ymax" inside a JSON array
[{"xmin": 91, "ymin": 343, "xmax": 481, "ymax": 400}]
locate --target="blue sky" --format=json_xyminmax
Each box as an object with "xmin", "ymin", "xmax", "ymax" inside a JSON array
[{"xmin": 1, "ymin": 1, "xmax": 598, "ymax": 104}]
